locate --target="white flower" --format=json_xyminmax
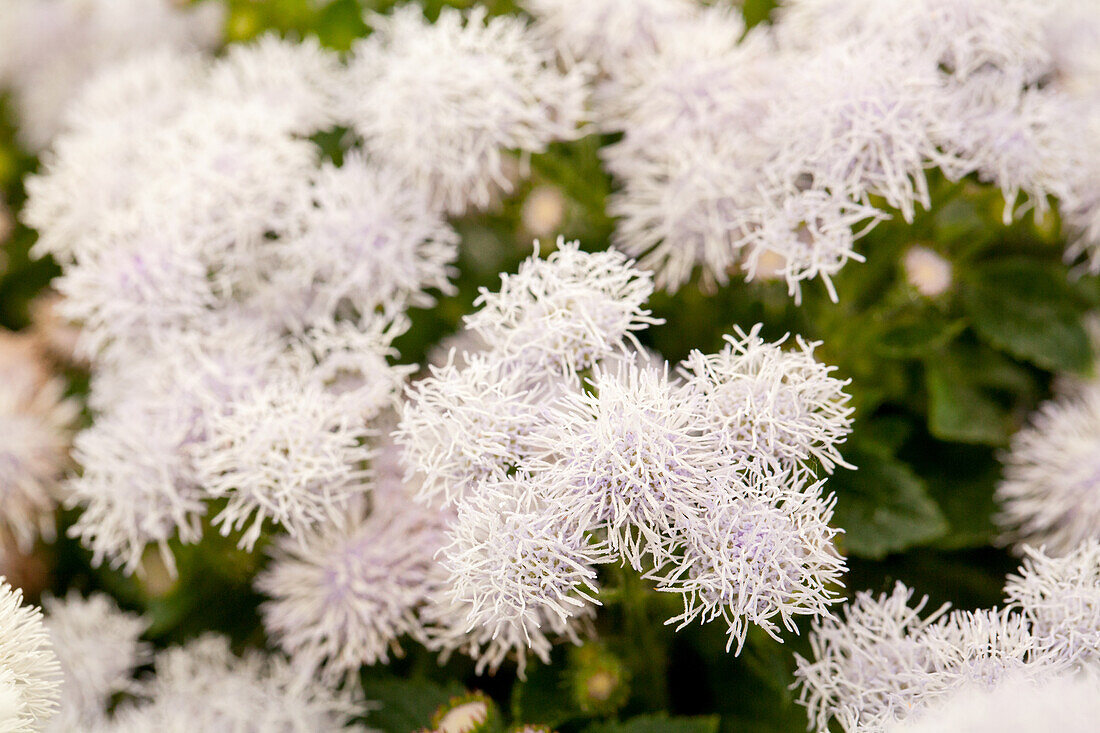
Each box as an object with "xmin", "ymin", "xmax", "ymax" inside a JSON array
[
  {"xmin": 0, "ymin": 578, "xmax": 61, "ymax": 731},
  {"xmin": 885, "ymin": 667, "xmax": 1100, "ymax": 733},
  {"xmin": 651, "ymin": 475, "xmax": 844, "ymax": 653},
  {"xmin": 115, "ymin": 635, "xmax": 364, "ymax": 732},
  {"xmin": 425, "ymin": 476, "xmax": 600, "ymax": 677},
  {"xmin": 1004, "ymin": 540, "xmax": 1100, "ymax": 665},
  {"xmin": 535, "ymin": 360, "xmax": 715, "ymax": 569},
  {"xmin": 995, "ymin": 382, "xmax": 1100, "ymax": 556},
  {"xmin": 51, "ymin": 230, "xmax": 214, "ymax": 358},
  {"xmin": 194, "ymin": 374, "xmax": 373, "ymax": 552},
  {"xmin": 43, "ymin": 593, "xmax": 149, "ymax": 730},
  {"xmin": 464, "ymin": 239, "xmax": 660, "ymax": 378},
  {"xmin": 0, "ymin": 0, "xmax": 223, "ymax": 150},
  {"xmin": 263, "ymin": 153, "xmax": 458, "ymax": 328},
  {"xmin": 794, "ymin": 583, "xmax": 951, "ymax": 732},
  {"xmin": 794, "ymin": 543, "xmax": 1100, "ymax": 732},
  {"xmin": 523, "ymin": 0, "xmax": 698, "ymax": 74},
  {"xmin": 0, "ymin": 334, "xmax": 76, "ymax": 555},
  {"xmin": 65, "ymin": 401, "xmax": 206, "ymax": 576},
  {"xmin": 678, "ymin": 324, "xmax": 854, "ymax": 476},
  {"xmin": 396, "ymin": 352, "xmax": 550, "ymax": 507},
  {"xmin": 206, "ymin": 33, "xmax": 341, "ymax": 136},
  {"xmin": 256, "ymin": 496, "xmax": 446, "ymax": 686},
  {"xmin": 920, "ymin": 607, "xmax": 1051, "ymax": 694},
  {"xmin": 340, "ymin": 5, "xmax": 587, "ymax": 215}
]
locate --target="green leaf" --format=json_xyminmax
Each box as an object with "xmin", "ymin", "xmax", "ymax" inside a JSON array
[
  {"xmin": 920, "ymin": 444, "xmax": 1000, "ymax": 550},
  {"xmin": 874, "ymin": 315, "xmax": 966, "ymax": 358},
  {"xmin": 584, "ymin": 715, "xmax": 719, "ymax": 733},
  {"xmin": 961, "ymin": 258, "xmax": 1091, "ymax": 372},
  {"xmin": 361, "ymin": 678, "xmax": 466, "ymax": 733},
  {"xmin": 830, "ymin": 444, "xmax": 948, "ymax": 559},
  {"xmin": 925, "ymin": 361, "xmax": 1014, "ymax": 445}
]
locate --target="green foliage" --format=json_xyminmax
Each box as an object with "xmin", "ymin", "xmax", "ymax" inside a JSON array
[{"xmin": 830, "ymin": 440, "xmax": 948, "ymax": 560}]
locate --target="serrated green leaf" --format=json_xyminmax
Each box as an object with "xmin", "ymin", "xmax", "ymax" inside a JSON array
[
  {"xmin": 830, "ymin": 445, "xmax": 948, "ymax": 559},
  {"xmin": 961, "ymin": 259, "xmax": 1091, "ymax": 372},
  {"xmin": 361, "ymin": 678, "xmax": 466, "ymax": 733},
  {"xmin": 584, "ymin": 715, "xmax": 719, "ymax": 733}
]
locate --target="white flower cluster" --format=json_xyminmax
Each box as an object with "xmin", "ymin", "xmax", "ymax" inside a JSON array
[
  {"xmin": 0, "ymin": 333, "xmax": 77, "ymax": 562},
  {"xmin": 885, "ymin": 668, "xmax": 1100, "ymax": 733},
  {"xmin": 995, "ymin": 378, "xmax": 1100, "ymax": 556},
  {"xmin": 794, "ymin": 540, "xmax": 1100, "ymax": 732},
  {"xmin": 525, "ymin": 0, "xmax": 1100, "ymax": 300},
  {"xmin": 395, "ymin": 239, "xmax": 852, "ymax": 674},
  {"xmin": 99, "ymin": 635, "xmax": 364, "ymax": 732},
  {"xmin": 42, "ymin": 593, "xmax": 149, "ymax": 732},
  {"xmin": 24, "ymin": 5, "xmax": 585, "ymax": 577},
  {"xmin": 0, "ymin": 578, "xmax": 60, "ymax": 732},
  {"xmin": 0, "ymin": 0, "xmax": 223, "ymax": 150}
]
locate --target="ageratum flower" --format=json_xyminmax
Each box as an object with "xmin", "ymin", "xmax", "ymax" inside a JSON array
[
  {"xmin": 795, "ymin": 540, "xmax": 1100, "ymax": 732},
  {"xmin": 1004, "ymin": 540, "xmax": 1100, "ymax": 664},
  {"xmin": 396, "ymin": 352, "xmax": 552, "ymax": 507},
  {"xmin": 678, "ymin": 324, "xmax": 854, "ymax": 476},
  {"xmin": 256, "ymin": 495, "xmax": 446, "ymax": 685},
  {"xmin": 534, "ymin": 359, "xmax": 715, "ymax": 569},
  {"xmin": 995, "ymin": 382, "xmax": 1100, "ymax": 556},
  {"xmin": 265, "ymin": 153, "xmax": 459, "ymax": 329},
  {"xmin": 0, "ymin": 579, "xmax": 60, "ymax": 731},
  {"xmin": 0, "ymin": 0, "xmax": 222, "ymax": 149},
  {"xmin": 112, "ymin": 635, "xmax": 363, "ymax": 731},
  {"xmin": 340, "ymin": 5, "xmax": 588, "ymax": 215},
  {"xmin": 885, "ymin": 668, "xmax": 1100, "ymax": 733},
  {"xmin": 43, "ymin": 593, "xmax": 149, "ymax": 730},
  {"xmin": 0, "ymin": 333, "xmax": 76, "ymax": 557},
  {"xmin": 650, "ymin": 474, "xmax": 844, "ymax": 653},
  {"xmin": 194, "ymin": 373, "xmax": 374, "ymax": 552},
  {"xmin": 425, "ymin": 476, "xmax": 601, "ymax": 677},
  {"xmin": 794, "ymin": 583, "xmax": 952, "ymax": 732},
  {"xmin": 464, "ymin": 239, "xmax": 661, "ymax": 379}
]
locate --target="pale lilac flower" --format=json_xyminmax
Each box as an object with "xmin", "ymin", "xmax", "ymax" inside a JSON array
[
  {"xmin": 678, "ymin": 324, "xmax": 854, "ymax": 476},
  {"xmin": 0, "ymin": 0, "xmax": 223, "ymax": 150},
  {"xmin": 264, "ymin": 153, "xmax": 458, "ymax": 328},
  {"xmin": 795, "ymin": 541, "xmax": 1100, "ymax": 731},
  {"xmin": 995, "ymin": 382, "xmax": 1100, "ymax": 555},
  {"xmin": 425, "ymin": 476, "xmax": 600, "ymax": 677},
  {"xmin": 194, "ymin": 374, "xmax": 373, "ymax": 552},
  {"xmin": 1004, "ymin": 540, "xmax": 1100, "ymax": 664},
  {"xmin": 0, "ymin": 578, "xmax": 61, "ymax": 731},
  {"xmin": 340, "ymin": 5, "xmax": 588, "ymax": 215},
  {"xmin": 115, "ymin": 635, "xmax": 364, "ymax": 732},
  {"xmin": 206, "ymin": 34, "xmax": 340, "ymax": 136},
  {"xmin": 464, "ymin": 239, "xmax": 660, "ymax": 378},
  {"xmin": 535, "ymin": 360, "xmax": 715, "ymax": 569},
  {"xmin": 43, "ymin": 593, "xmax": 149, "ymax": 731},
  {"xmin": 396, "ymin": 352, "xmax": 551, "ymax": 507},
  {"xmin": 0, "ymin": 334, "xmax": 77, "ymax": 556},
  {"xmin": 794, "ymin": 583, "xmax": 951, "ymax": 732},
  {"xmin": 651, "ymin": 475, "xmax": 844, "ymax": 653},
  {"xmin": 256, "ymin": 496, "xmax": 446, "ymax": 685},
  {"xmin": 523, "ymin": 0, "xmax": 698, "ymax": 74},
  {"xmin": 65, "ymin": 401, "xmax": 207, "ymax": 576},
  {"xmin": 885, "ymin": 668, "xmax": 1100, "ymax": 733}
]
